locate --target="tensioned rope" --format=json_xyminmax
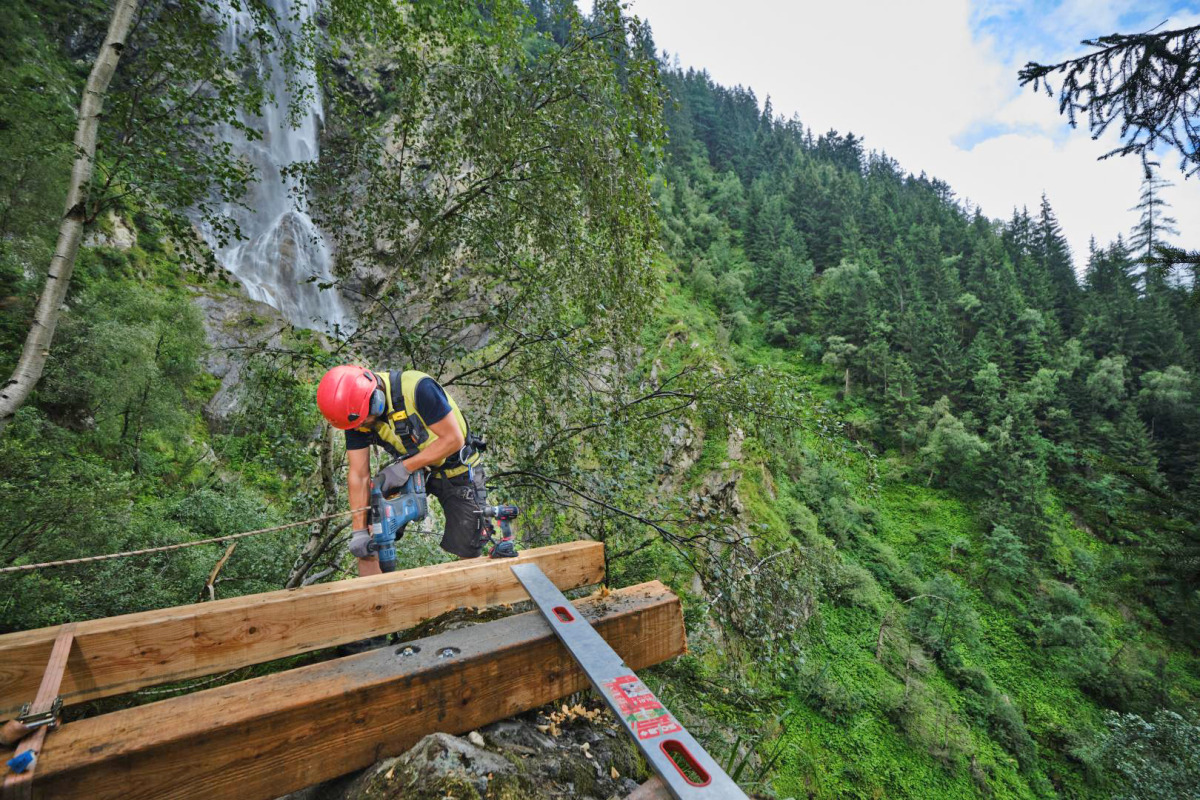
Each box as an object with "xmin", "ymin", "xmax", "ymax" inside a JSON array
[{"xmin": 0, "ymin": 507, "xmax": 372, "ymax": 575}]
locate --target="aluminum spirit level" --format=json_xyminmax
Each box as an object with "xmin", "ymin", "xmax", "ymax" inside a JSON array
[{"xmin": 510, "ymin": 563, "xmax": 748, "ymax": 800}]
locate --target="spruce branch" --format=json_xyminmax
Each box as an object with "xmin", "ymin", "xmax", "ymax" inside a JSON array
[{"xmin": 1019, "ymin": 23, "xmax": 1200, "ymax": 177}]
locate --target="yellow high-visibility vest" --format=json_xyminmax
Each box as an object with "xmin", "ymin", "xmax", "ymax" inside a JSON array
[{"xmin": 356, "ymin": 370, "xmax": 477, "ymax": 477}]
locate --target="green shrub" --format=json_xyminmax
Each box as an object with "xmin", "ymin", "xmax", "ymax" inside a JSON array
[
  {"xmin": 858, "ymin": 538, "xmax": 922, "ymax": 598},
  {"xmin": 779, "ymin": 495, "xmax": 819, "ymax": 544},
  {"xmin": 796, "ymin": 662, "xmax": 864, "ymax": 721},
  {"xmin": 827, "ymin": 560, "xmax": 885, "ymax": 612},
  {"xmin": 1091, "ymin": 710, "xmax": 1200, "ymax": 800},
  {"xmin": 906, "ymin": 573, "xmax": 980, "ymax": 664}
]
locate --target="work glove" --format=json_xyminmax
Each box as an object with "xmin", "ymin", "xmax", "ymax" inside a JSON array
[
  {"xmin": 348, "ymin": 528, "xmax": 373, "ymax": 559},
  {"xmin": 375, "ymin": 461, "xmax": 412, "ymax": 498}
]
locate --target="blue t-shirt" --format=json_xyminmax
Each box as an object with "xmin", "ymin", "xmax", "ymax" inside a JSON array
[{"xmin": 344, "ymin": 372, "xmax": 454, "ymax": 457}]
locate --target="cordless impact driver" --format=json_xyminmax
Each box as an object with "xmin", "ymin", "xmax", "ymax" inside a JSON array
[{"xmin": 476, "ymin": 504, "xmax": 519, "ymax": 559}]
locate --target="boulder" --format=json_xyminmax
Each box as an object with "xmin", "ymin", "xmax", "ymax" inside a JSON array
[
  {"xmin": 282, "ymin": 704, "xmax": 651, "ymax": 800},
  {"xmin": 365, "ymin": 732, "xmax": 515, "ymax": 797}
]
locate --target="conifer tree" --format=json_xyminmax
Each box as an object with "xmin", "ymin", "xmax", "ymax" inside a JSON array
[
  {"xmin": 1004, "ymin": 207, "xmax": 1051, "ymax": 309},
  {"xmin": 534, "ymin": 2, "xmax": 577, "ymax": 45},
  {"xmin": 1135, "ymin": 277, "xmax": 1189, "ymax": 372},
  {"xmin": 1020, "ymin": 24, "xmax": 1200, "ymax": 177},
  {"xmin": 917, "ymin": 309, "xmax": 968, "ymax": 399},
  {"xmin": 816, "ymin": 129, "xmax": 865, "ymax": 174},
  {"xmin": 1034, "ymin": 195, "xmax": 1080, "ymax": 332},
  {"xmin": 1139, "ymin": 366, "xmax": 1199, "ymax": 488},
  {"xmin": 980, "ymin": 525, "xmax": 1029, "ymax": 600},
  {"xmin": 1129, "ymin": 170, "xmax": 1180, "ymax": 268},
  {"xmin": 744, "ymin": 191, "xmax": 798, "ymax": 271},
  {"xmin": 1081, "ymin": 240, "xmax": 1141, "ymax": 358}
]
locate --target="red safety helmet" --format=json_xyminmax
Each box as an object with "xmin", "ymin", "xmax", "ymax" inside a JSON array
[{"xmin": 316, "ymin": 365, "xmax": 381, "ymax": 430}]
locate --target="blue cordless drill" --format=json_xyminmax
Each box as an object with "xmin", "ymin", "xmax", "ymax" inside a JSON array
[{"xmin": 367, "ymin": 468, "xmax": 428, "ymax": 573}]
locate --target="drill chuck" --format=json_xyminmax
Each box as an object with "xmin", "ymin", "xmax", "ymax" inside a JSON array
[{"xmin": 477, "ymin": 504, "xmax": 520, "ymax": 521}]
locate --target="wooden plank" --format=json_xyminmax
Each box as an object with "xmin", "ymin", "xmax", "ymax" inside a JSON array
[
  {"xmin": 33, "ymin": 581, "xmax": 685, "ymax": 800},
  {"xmin": 0, "ymin": 541, "xmax": 604, "ymax": 715}
]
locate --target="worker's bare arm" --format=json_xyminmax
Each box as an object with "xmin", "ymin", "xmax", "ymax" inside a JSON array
[
  {"xmin": 401, "ymin": 415, "xmax": 466, "ymax": 472},
  {"xmin": 347, "ymin": 447, "xmax": 380, "ymax": 576}
]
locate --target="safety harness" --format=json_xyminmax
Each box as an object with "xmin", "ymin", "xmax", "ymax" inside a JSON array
[{"xmin": 357, "ymin": 370, "xmax": 480, "ymax": 480}]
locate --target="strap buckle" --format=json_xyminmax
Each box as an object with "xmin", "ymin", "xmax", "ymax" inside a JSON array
[{"xmin": 15, "ymin": 697, "xmax": 63, "ymax": 732}]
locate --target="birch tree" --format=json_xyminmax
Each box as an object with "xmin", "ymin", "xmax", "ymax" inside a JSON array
[
  {"xmin": 0, "ymin": 0, "xmax": 294, "ymax": 434},
  {"xmin": 0, "ymin": 0, "xmax": 139, "ymax": 433}
]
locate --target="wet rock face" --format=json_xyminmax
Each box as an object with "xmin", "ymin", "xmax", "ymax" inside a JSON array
[{"xmin": 282, "ymin": 703, "xmax": 650, "ymax": 800}]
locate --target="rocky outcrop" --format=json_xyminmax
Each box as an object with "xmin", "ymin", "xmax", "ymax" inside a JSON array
[
  {"xmin": 690, "ymin": 470, "xmax": 744, "ymax": 520},
  {"xmin": 83, "ymin": 210, "xmax": 137, "ymax": 250},
  {"xmin": 189, "ymin": 285, "xmax": 290, "ymax": 425},
  {"xmin": 280, "ymin": 703, "xmax": 650, "ymax": 800},
  {"xmin": 658, "ymin": 419, "xmax": 703, "ymax": 495}
]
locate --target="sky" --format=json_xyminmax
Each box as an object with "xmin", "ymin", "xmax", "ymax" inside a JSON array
[{"xmin": 617, "ymin": 0, "xmax": 1200, "ymax": 275}]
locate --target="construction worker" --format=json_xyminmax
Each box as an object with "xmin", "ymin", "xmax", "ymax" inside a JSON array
[{"xmin": 316, "ymin": 366, "xmax": 489, "ymax": 575}]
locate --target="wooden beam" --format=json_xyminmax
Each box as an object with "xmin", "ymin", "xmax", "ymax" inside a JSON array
[
  {"xmin": 0, "ymin": 541, "xmax": 604, "ymax": 716},
  {"xmin": 33, "ymin": 581, "xmax": 685, "ymax": 800}
]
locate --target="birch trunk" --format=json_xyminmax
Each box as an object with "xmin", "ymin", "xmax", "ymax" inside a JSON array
[
  {"xmin": 0, "ymin": 0, "xmax": 140, "ymax": 434},
  {"xmin": 286, "ymin": 424, "xmax": 343, "ymax": 588}
]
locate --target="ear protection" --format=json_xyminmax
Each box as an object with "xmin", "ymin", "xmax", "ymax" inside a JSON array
[{"xmin": 369, "ymin": 388, "xmax": 386, "ymax": 417}]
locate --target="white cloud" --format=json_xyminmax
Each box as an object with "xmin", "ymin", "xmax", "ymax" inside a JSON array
[{"xmin": 623, "ymin": 0, "xmax": 1200, "ymax": 274}]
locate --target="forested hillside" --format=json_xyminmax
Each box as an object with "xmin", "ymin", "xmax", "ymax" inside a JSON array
[
  {"xmin": 645, "ymin": 61, "xmax": 1200, "ymax": 797},
  {"xmin": 1, "ymin": 1, "xmax": 1198, "ymax": 798}
]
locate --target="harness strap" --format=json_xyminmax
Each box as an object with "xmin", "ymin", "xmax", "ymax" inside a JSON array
[
  {"xmin": 362, "ymin": 371, "xmax": 421, "ymax": 459},
  {"xmin": 3, "ymin": 623, "xmax": 76, "ymax": 800},
  {"xmin": 427, "ymin": 449, "xmax": 482, "ymax": 480}
]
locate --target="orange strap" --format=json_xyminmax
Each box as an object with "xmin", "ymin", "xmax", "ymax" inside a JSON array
[{"xmin": 2, "ymin": 623, "xmax": 76, "ymax": 800}]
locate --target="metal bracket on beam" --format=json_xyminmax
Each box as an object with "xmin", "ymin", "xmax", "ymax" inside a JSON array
[{"xmin": 13, "ymin": 696, "xmax": 64, "ymax": 735}]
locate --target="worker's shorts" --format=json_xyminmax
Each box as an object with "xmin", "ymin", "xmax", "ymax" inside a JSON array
[{"xmin": 427, "ymin": 464, "xmax": 488, "ymax": 559}]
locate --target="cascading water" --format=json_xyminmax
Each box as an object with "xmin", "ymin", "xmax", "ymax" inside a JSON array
[{"xmin": 198, "ymin": 0, "xmax": 354, "ymax": 335}]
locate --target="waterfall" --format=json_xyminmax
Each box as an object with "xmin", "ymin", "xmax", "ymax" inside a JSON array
[{"xmin": 198, "ymin": 0, "xmax": 354, "ymax": 335}]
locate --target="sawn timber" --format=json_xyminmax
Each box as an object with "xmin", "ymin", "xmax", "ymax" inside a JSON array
[
  {"xmin": 0, "ymin": 541, "xmax": 604, "ymax": 716},
  {"xmin": 32, "ymin": 580, "xmax": 685, "ymax": 800}
]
